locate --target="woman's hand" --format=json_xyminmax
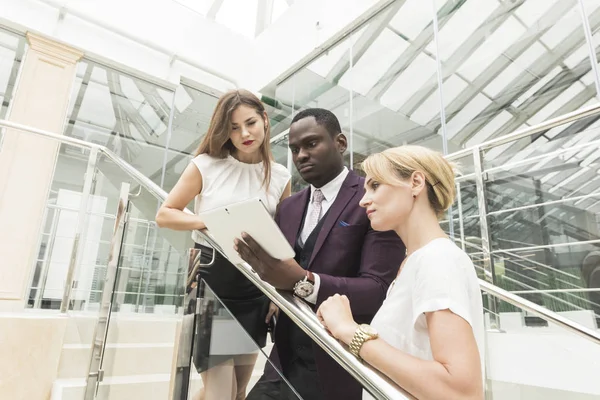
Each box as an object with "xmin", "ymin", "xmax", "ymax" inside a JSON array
[
  {"xmin": 265, "ymin": 301, "xmax": 279, "ymax": 323},
  {"xmin": 316, "ymin": 294, "xmax": 358, "ymax": 345}
]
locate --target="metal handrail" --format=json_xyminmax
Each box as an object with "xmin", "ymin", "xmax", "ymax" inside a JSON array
[
  {"xmin": 0, "ymin": 119, "xmax": 412, "ymax": 400},
  {"xmin": 447, "ymin": 102, "xmax": 600, "ymax": 161},
  {"xmin": 4, "ymin": 117, "xmax": 600, "ymax": 394},
  {"xmin": 479, "ymin": 280, "xmax": 600, "ymax": 345}
]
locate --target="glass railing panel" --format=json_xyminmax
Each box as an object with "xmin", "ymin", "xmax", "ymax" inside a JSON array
[
  {"xmin": 477, "ymin": 136, "xmax": 600, "ymax": 313},
  {"xmin": 444, "ymin": 176, "xmax": 486, "ymax": 279},
  {"xmin": 96, "ymin": 199, "xmax": 302, "ymax": 400},
  {"xmin": 482, "ymin": 114, "xmax": 600, "ymax": 171},
  {"xmin": 89, "ymin": 170, "xmax": 190, "ymax": 398},
  {"xmin": 184, "ymin": 281, "xmax": 302, "ymax": 400},
  {"xmin": 483, "ymin": 293, "xmax": 600, "ymax": 399},
  {"xmin": 11, "ymin": 141, "xmax": 129, "ymax": 387},
  {"xmin": 484, "ymin": 243, "xmax": 600, "ymax": 327}
]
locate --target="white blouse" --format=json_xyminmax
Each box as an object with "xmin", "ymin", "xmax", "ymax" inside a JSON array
[
  {"xmin": 190, "ymin": 153, "xmax": 291, "ymax": 244},
  {"xmin": 364, "ymin": 238, "xmax": 485, "ymax": 399}
]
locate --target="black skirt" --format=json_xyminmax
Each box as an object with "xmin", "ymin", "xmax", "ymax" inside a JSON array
[{"xmin": 191, "ymin": 242, "xmax": 270, "ymax": 372}]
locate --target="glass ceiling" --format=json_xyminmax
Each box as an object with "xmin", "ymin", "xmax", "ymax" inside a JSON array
[{"xmin": 269, "ymin": 0, "xmax": 600, "ymax": 169}]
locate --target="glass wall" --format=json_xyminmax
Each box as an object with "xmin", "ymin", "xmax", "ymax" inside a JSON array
[
  {"xmin": 268, "ymin": 0, "xmax": 600, "ymax": 169},
  {"xmin": 64, "ymin": 60, "xmax": 175, "ymax": 188},
  {"xmin": 265, "ymin": 0, "xmax": 600, "ymax": 328},
  {"xmin": 0, "ymin": 27, "xmax": 25, "ymax": 120}
]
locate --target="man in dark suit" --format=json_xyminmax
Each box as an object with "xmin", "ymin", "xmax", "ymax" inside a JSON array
[{"xmin": 235, "ymin": 108, "xmax": 405, "ymax": 400}]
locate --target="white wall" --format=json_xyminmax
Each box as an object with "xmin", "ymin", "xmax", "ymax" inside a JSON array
[{"xmin": 0, "ymin": 0, "xmax": 390, "ymax": 92}]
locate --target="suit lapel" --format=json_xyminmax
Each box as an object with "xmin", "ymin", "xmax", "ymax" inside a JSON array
[
  {"xmin": 283, "ymin": 188, "xmax": 310, "ymax": 246},
  {"xmin": 309, "ymin": 172, "xmax": 360, "ymax": 267}
]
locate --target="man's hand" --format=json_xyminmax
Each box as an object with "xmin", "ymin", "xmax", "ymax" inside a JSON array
[{"xmin": 234, "ymin": 232, "xmax": 306, "ymax": 290}]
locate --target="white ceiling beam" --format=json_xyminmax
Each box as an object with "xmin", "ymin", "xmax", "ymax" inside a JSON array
[
  {"xmin": 255, "ymin": 0, "xmax": 275, "ymax": 36},
  {"xmin": 206, "ymin": 0, "xmax": 225, "ymax": 20}
]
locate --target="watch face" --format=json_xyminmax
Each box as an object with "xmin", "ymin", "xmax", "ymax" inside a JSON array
[
  {"xmin": 360, "ymin": 324, "xmax": 378, "ymax": 336},
  {"xmin": 294, "ymin": 281, "xmax": 314, "ymax": 298}
]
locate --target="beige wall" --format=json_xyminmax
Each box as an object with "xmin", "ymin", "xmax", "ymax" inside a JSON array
[
  {"xmin": 0, "ymin": 314, "xmax": 68, "ymax": 399},
  {"xmin": 0, "ymin": 33, "xmax": 82, "ymax": 310}
]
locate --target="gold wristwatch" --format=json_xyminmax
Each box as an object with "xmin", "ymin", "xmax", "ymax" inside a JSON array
[{"xmin": 349, "ymin": 324, "xmax": 378, "ymax": 358}]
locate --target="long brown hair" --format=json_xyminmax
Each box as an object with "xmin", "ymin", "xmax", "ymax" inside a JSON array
[{"xmin": 195, "ymin": 89, "xmax": 273, "ymax": 189}]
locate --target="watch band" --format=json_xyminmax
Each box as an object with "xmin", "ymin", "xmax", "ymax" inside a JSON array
[{"xmin": 349, "ymin": 325, "xmax": 378, "ymax": 358}]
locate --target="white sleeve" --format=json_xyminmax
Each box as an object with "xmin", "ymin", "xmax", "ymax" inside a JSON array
[
  {"xmin": 191, "ymin": 154, "xmax": 211, "ymax": 195},
  {"xmin": 412, "ymin": 250, "xmax": 474, "ymax": 330}
]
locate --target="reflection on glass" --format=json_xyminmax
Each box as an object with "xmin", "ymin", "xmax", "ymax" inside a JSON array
[
  {"xmin": 436, "ymin": 0, "xmax": 597, "ymax": 157},
  {"xmin": 272, "ymin": 2, "xmax": 447, "ymax": 182},
  {"xmin": 582, "ymin": 0, "xmax": 600, "ymax": 92},
  {"xmin": 163, "ymin": 84, "xmax": 220, "ymax": 192},
  {"xmin": 26, "ymin": 144, "xmax": 92, "ymax": 310},
  {"xmin": 65, "ymin": 60, "xmax": 175, "ymax": 187},
  {"xmin": 182, "ymin": 279, "xmax": 301, "ymax": 400},
  {"xmin": 449, "ymin": 176, "xmax": 482, "ymax": 254}
]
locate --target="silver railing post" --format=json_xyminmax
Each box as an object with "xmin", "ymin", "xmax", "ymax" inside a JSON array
[
  {"xmin": 60, "ymin": 147, "xmax": 99, "ymax": 312},
  {"xmin": 456, "ymin": 181, "xmax": 466, "ymax": 251},
  {"xmin": 84, "ymin": 182, "xmax": 131, "ymax": 399},
  {"xmin": 170, "ymin": 247, "xmax": 214, "ymax": 400},
  {"xmin": 472, "ymin": 147, "xmax": 500, "ymax": 329},
  {"xmin": 34, "ymin": 207, "xmax": 61, "ymax": 309}
]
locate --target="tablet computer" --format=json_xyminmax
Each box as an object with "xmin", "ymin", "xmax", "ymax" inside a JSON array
[{"xmin": 199, "ymin": 198, "xmax": 295, "ymax": 265}]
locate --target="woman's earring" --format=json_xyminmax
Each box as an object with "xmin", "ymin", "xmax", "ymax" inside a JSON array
[{"xmin": 412, "ymin": 194, "xmax": 416, "ymax": 198}]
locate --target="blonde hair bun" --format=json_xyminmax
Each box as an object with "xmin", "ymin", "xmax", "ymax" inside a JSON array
[{"xmin": 361, "ymin": 145, "xmax": 456, "ymax": 218}]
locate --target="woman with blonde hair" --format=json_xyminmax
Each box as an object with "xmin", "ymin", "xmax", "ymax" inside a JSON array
[
  {"xmin": 156, "ymin": 89, "xmax": 291, "ymax": 399},
  {"xmin": 317, "ymin": 145, "xmax": 484, "ymax": 400}
]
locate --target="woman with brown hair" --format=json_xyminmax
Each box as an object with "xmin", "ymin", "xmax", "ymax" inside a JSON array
[{"xmin": 156, "ymin": 89, "xmax": 291, "ymax": 399}]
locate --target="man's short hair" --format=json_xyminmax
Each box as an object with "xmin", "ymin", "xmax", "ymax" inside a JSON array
[{"xmin": 291, "ymin": 108, "xmax": 342, "ymax": 137}]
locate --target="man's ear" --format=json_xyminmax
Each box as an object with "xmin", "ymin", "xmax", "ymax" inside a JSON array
[{"xmin": 335, "ymin": 133, "xmax": 348, "ymax": 153}]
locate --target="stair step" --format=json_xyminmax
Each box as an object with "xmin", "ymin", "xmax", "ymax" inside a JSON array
[{"xmin": 58, "ymin": 343, "xmax": 175, "ymax": 379}]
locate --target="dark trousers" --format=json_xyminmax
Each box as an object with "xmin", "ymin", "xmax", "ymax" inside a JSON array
[
  {"xmin": 246, "ymin": 322, "xmax": 324, "ymax": 400},
  {"xmin": 280, "ymin": 323, "xmax": 323, "ymax": 400}
]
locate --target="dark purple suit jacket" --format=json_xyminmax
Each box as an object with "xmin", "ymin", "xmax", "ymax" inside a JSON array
[{"xmin": 274, "ymin": 170, "xmax": 405, "ymax": 400}]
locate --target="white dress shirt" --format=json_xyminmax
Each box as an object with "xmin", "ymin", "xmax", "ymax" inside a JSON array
[{"xmin": 300, "ymin": 167, "xmax": 349, "ymax": 304}]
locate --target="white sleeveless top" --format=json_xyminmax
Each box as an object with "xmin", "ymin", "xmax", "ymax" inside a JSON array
[
  {"xmin": 191, "ymin": 154, "xmax": 291, "ymax": 243},
  {"xmin": 364, "ymin": 238, "xmax": 485, "ymax": 399}
]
